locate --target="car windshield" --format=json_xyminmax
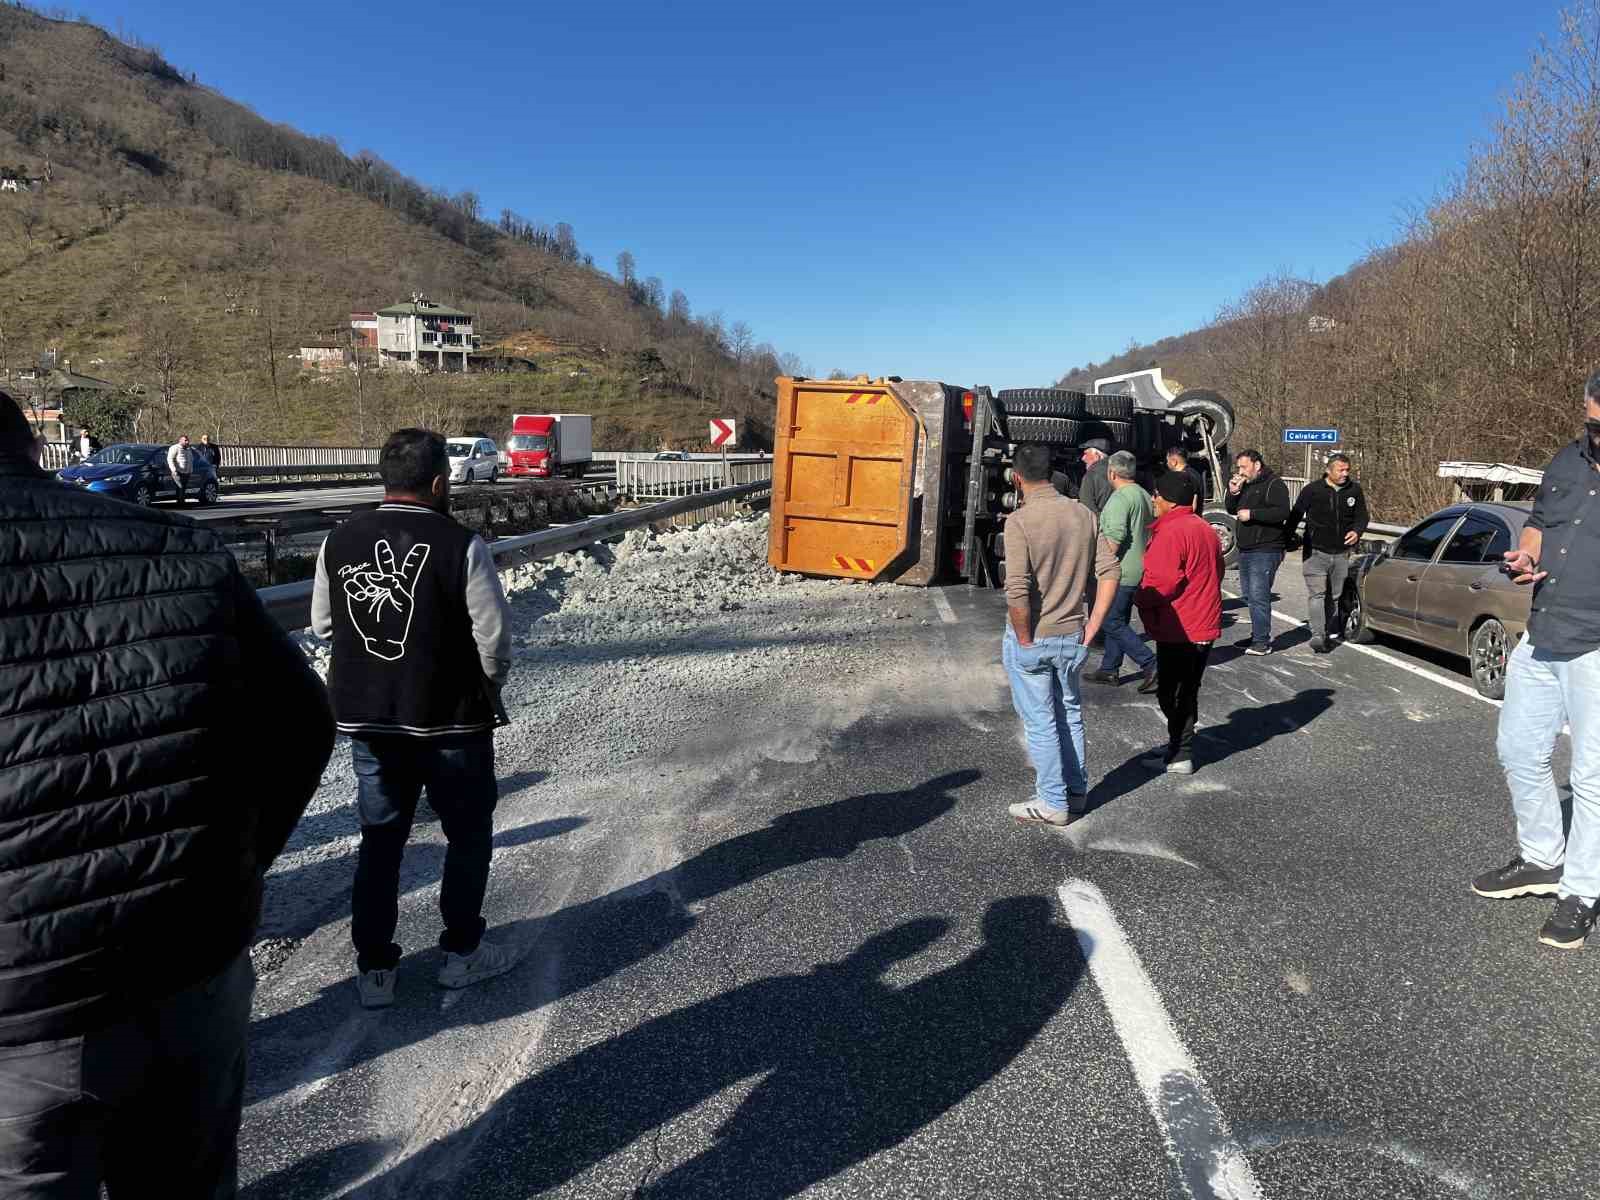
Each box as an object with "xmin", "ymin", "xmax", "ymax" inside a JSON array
[
  {"xmin": 508, "ymin": 435, "xmax": 549, "ymax": 451},
  {"xmin": 86, "ymin": 445, "xmax": 155, "ymax": 466},
  {"xmin": 447, "ymin": 442, "xmax": 476, "ymax": 458}
]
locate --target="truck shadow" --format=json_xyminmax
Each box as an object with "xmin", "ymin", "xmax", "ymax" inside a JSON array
[{"xmin": 243, "ymin": 894, "xmax": 1082, "ymax": 1199}]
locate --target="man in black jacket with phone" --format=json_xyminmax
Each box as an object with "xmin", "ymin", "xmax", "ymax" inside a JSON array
[
  {"xmin": 1225, "ymin": 450, "xmax": 1293, "ymax": 654},
  {"xmin": 312, "ymin": 427, "xmax": 516, "ymax": 1010},
  {"xmin": 1287, "ymin": 452, "xmax": 1371, "ymax": 652},
  {"xmin": 0, "ymin": 391, "xmax": 334, "ymax": 1197}
]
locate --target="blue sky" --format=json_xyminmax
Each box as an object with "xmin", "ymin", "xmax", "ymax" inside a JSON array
[{"xmin": 73, "ymin": 0, "xmax": 1560, "ymax": 387}]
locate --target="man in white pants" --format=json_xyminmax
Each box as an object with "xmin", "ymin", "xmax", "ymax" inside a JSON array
[{"xmin": 1472, "ymin": 373, "xmax": 1600, "ymax": 949}]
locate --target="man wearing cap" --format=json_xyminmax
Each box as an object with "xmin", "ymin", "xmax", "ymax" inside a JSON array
[
  {"xmin": 1076, "ymin": 438, "xmax": 1114, "ymax": 515},
  {"xmin": 1136, "ymin": 470, "xmax": 1225, "ymax": 774}
]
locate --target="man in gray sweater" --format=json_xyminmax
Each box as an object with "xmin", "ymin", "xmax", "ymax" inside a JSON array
[{"xmin": 1002, "ymin": 443, "xmax": 1119, "ymax": 827}]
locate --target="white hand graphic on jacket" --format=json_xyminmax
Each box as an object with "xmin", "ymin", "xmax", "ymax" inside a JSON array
[{"xmin": 342, "ymin": 539, "xmax": 430, "ymax": 661}]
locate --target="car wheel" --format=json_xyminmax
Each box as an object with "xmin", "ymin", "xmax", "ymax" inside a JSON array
[
  {"xmin": 199, "ymin": 479, "xmax": 219, "ymax": 506},
  {"xmin": 1172, "ymin": 389, "xmax": 1236, "ymax": 446},
  {"xmin": 489, "ymin": 465, "xmax": 498, "ymax": 483},
  {"xmin": 1203, "ymin": 509, "xmax": 1238, "ymax": 567},
  {"xmin": 995, "ymin": 388, "xmax": 1087, "ymax": 418},
  {"xmin": 133, "ymin": 483, "xmax": 154, "ymax": 507},
  {"xmin": 1344, "ymin": 583, "xmax": 1375, "ymax": 643},
  {"xmin": 1470, "ymin": 618, "xmax": 1511, "ymax": 700}
]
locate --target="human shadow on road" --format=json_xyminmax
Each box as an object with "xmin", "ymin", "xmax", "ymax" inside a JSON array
[
  {"xmin": 1085, "ymin": 689, "xmax": 1334, "ymax": 812},
  {"xmin": 245, "ymin": 770, "xmax": 977, "ymax": 1108},
  {"xmin": 246, "ymin": 894, "xmax": 1081, "ymax": 1199},
  {"xmin": 256, "ymin": 817, "xmax": 587, "ymax": 943}
]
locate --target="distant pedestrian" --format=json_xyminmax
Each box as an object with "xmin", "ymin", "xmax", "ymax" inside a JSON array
[
  {"xmin": 76, "ymin": 425, "xmax": 101, "ymax": 461},
  {"xmin": 166, "ymin": 433, "xmax": 194, "ymax": 505},
  {"xmin": 1136, "ymin": 470, "xmax": 1224, "ymax": 775},
  {"xmin": 1083, "ymin": 451, "xmax": 1157, "ymax": 692},
  {"xmin": 199, "ymin": 432, "xmax": 223, "ymax": 468},
  {"xmin": 1076, "ymin": 437, "xmax": 1114, "ymax": 515},
  {"xmin": 1226, "ymin": 449, "xmax": 1293, "ymax": 655},
  {"xmin": 1287, "ymin": 452, "xmax": 1369, "ymax": 652},
  {"xmin": 312, "ymin": 427, "xmax": 517, "ymax": 1007},
  {"xmin": 1164, "ymin": 447, "xmax": 1204, "ymax": 511},
  {"xmin": 1000, "ymin": 443, "xmax": 1119, "ymax": 827},
  {"xmin": 0, "ymin": 390, "xmax": 334, "ymax": 1197},
  {"xmin": 1472, "ymin": 373, "xmax": 1600, "ymax": 949}
]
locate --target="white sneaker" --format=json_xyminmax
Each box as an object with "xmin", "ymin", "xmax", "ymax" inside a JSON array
[
  {"xmin": 357, "ymin": 968, "xmax": 396, "ymax": 1009},
  {"xmin": 1167, "ymin": 758, "xmax": 1196, "ymax": 775},
  {"xmin": 437, "ymin": 940, "xmax": 517, "ymax": 990},
  {"xmin": 1007, "ymin": 800, "xmax": 1076, "ymax": 826}
]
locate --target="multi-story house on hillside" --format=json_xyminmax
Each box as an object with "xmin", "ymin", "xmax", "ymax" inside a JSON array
[{"xmin": 373, "ymin": 294, "xmax": 481, "ymax": 371}]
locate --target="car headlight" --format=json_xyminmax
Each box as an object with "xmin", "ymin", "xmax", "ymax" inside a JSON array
[{"xmin": 104, "ymin": 473, "xmax": 134, "ymax": 485}]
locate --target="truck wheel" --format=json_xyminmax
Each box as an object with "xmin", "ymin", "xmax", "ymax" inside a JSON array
[
  {"xmin": 1006, "ymin": 416, "xmax": 1095, "ymax": 445},
  {"xmin": 1203, "ymin": 509, "xmax": 1238, "ymax": 566},
  {"xmin": 1172, "ymin": 389, "xmax": 1236, "ymax": 446},
  {"xmin": 1100, "ymin": 419, "xmax": 1134, "ymax": 449},
  {"xmin": 1085, "ymin": 393, "xmax": 1135, "ymax": 421},
  {"xmin": 996, "ymin": 389, "xmax": 1087, "ymax": 418}
]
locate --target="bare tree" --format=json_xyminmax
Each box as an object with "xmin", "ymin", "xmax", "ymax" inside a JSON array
[
  {"xmin": 616, "ymin": 249, "xmax": 636, "ymax": 287},
  {"xmin": 130, "ymin": 306, "xmax": 196, "ymax": 439}
]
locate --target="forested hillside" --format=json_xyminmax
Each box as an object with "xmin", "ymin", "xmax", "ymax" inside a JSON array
[
  {"xmin": 0, "ymin": 2, "xmax": 798, "ymax": 448},
  {"xmin": 1056, "ymin": 3, "xmax": 1600, "ymax": 519}
]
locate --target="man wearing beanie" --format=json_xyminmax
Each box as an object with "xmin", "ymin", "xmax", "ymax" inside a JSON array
[
  {"xmin": 0, "ymin": 390, "xmax": 333, "ymax": 1194},
  {"xmin": 1136, "ymin": 470, "xmax": 1225, "ymax": 774}
]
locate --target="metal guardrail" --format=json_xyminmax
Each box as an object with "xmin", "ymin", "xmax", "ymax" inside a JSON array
[
  {"xmin": 617, "ymin": 458, "xmax": 773, "ymax": 500},
  {"xmin": 258, "ymin": 479, "xmax": 772, "ymax": 630}
]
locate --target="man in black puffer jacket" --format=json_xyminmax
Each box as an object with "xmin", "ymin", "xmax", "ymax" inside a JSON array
[{"xmin": 0, "ymin": 392, "xmax": 333, "ymax": 1197}]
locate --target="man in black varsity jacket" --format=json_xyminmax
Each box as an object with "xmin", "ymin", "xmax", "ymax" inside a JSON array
[{"xmin": 312, "ymin": 428, "xmax": 515, "ymax": 1009}]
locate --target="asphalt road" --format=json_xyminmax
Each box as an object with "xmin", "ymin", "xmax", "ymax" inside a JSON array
[{"xmin": 238, "ymin": 566, "xmax": 1595, "ymax": 1199}]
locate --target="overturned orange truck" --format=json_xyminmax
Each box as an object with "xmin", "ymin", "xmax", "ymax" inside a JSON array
[{"xmin": 765, "ymin": 371, "xmax": 1237, "ymax": 587}]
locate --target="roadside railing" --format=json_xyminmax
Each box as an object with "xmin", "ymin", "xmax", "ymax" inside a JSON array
[
  {"xmin": 257, "ymin": 479, "xmax": 772, "ymax": 630},
  {"xmin": 618, "ymin": 458, "xmax": 773, "ymax": 500},
  {"xmin": 42, "ymin": 442, "xmax": 380, "ymax": 472}
]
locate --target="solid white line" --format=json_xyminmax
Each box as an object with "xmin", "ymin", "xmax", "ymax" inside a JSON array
[
  {"xmin": 931, "ymin": 589, "xmax": 959, "ymax": 624},
  {"xmin": 1221, "ymin": 588, "xmax": 1502, "ymax": 710},
  {"xmin": 1057, "ymin": 879, "xmax": 1265, "ymax": 1200}
]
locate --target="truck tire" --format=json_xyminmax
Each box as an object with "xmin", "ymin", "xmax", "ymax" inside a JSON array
[
  {"xmin": 1100, "ymin": 419, "xmax": 1134, "ymax": 449},
  {"xmin": 1172, "ymin": 389, "xmax": 1236, "ymax": 446},
  {"xmin": 1203, "ymin": 508, "xmax": 1239, "ymax": 566},
  {"xmin": 1085, "ymin": 393, "xmax": 1136, "ymax": 421},
  {"xmin": 996, "ymin": 389, "xmax": 1087, "ymax": 418},
  {"xmin": 1006, "ymin": 416, "xmax": 1092, "ymax": 445}
]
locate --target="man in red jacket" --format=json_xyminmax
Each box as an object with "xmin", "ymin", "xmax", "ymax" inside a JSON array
[{"xmin": 1136, "ymin": 472, "xmax": 1225, "ymax": 774}]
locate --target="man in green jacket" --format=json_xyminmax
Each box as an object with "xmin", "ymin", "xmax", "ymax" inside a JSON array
[{"xmin": 1084, "ymin": 451, "xmax": 1158, "ymax": 692}]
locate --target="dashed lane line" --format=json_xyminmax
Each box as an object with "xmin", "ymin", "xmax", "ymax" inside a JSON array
[
  {"xmin": 1221, "ymin": 588, "xmax": 1502, "ymax": 710},
  {"xmin": 1057, "ymin": 878, "xmax": 1266, "ymax": 1200},
  {"xmin": 931, "ymin": 589, "xmax": 959, "ymax": 625}
]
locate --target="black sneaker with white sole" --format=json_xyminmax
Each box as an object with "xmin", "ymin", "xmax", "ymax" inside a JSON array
[
  {"xmin": 1471, "ymin": 855, "xmax": 1563, "ymax": 899},
  {"xmin": 1539, "ymin": 895, "xmax": 1599, "ymax": 949}
]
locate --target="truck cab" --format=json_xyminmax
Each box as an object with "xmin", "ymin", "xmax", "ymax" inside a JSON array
[{"xmin": 507, "ymin": 414, "xmax": 556, "ymax": 477}]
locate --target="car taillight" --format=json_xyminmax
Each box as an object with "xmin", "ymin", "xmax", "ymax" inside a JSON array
[{"xmin": 962, "ymin": 392, "xmax": 975, "ymax": 433}]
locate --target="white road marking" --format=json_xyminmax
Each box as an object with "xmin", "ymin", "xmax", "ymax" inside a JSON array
[
  {"xmin": 1221, "ymin": 588, "xmax": 1502, "ymax": 709},
  {"xmin": 931, "ymin": 589, "xmax": 959, "ymax": 624},
  {"xmin": 1057, "ymin": 878, "xmax": 1265, "ymax": 1200}
]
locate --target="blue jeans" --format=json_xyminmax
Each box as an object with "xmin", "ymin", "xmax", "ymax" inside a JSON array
[
  {"xmin": 351, "ymin": 734, "xmax": 499, "ymax": 971},
  {"xmin": 1003, "ymin": 628, "xmax": 1089, "ymax": 808},
  {"xmin": 1236, "ymin": 549, "xmax": 1283, "ymax": 649},
  {"xmin": 1099, "ymin": 583, "xmax": 1155, "ymax": 673},
  {"xmin": 1497, "ymin": 641, "xmax": 1600, "ymax": 902}
]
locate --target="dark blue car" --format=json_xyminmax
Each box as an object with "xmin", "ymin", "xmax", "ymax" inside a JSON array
[{"xmin": 55, "ymin": 443, "xmax": 220, "ymax": 507}]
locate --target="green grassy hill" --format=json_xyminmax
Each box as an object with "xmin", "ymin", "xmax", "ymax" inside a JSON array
[{"xmin": 0, "ymin": 4, "xmax": 785, "ymax": 449}]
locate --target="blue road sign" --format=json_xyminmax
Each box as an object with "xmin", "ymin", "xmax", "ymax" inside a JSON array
[{"xmin": 1283, "ymin": 428, "xmax": 1339, "ymax": 444}]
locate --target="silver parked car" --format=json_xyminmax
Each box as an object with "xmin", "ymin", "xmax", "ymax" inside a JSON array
[
  {"xmin": 448, "ymin": 437, "xmax": 500, "ymax": 484},
  {"xmin": 1346, "ymin": 501, "xmax": 1531, "ymax": 699}
]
